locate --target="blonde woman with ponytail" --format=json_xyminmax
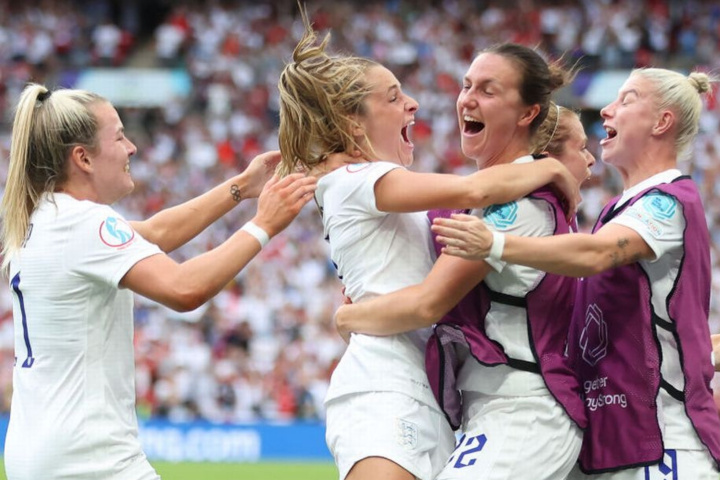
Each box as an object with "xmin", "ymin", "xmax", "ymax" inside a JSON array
[{"xmin": 0, "ymin": 84, "xmax": 316, "ymax": 480}]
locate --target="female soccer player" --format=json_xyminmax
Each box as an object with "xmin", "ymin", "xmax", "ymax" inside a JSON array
[
  {"xmin": 1, "ymin": 84, "xmax": 316, "ymax": 480},
  {"xmin": 432, "ymin": 68, "xmax": 720, "ymax": 479}
]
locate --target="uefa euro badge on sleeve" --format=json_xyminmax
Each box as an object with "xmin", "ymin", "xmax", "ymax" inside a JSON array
[
  {"xmin": 100, "ymin": 216, "xmax": 135, "ymax": 247},
  {"xmin": 482, "ymin": 201, "xmax": 518, "ymax": 230}
]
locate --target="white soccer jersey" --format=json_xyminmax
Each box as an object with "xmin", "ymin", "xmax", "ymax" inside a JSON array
[
  {"xmin": 5, "ymin": 193, "xmax": 162, "ymax": 480},
  {"xmin": 609, "ymin": 169, "xmax": 704, "ymax": 451},
  {"xmin": 318, "ymin": 162, "xmax": 438, "ymax": 408},
  {"xmin": 457, "ymin": 156, "xmax": 553, "ymax": 397}
]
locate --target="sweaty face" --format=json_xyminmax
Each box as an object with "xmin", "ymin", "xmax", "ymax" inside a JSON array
[
  {"xmin": 556, "ymin": 114, "xmax": 595, "ymax": 186},
  {"xmin": 599, "ymin": 74, "xmax": 659, "ymax": 167},
  {"xmin": 355, "ymin": 65, "xmax": 419, "ymax": 167},
  {"xmin": 457, "ymin": 53, "xmax": 536, "ymax": 169},
  {"xmin": 89, "ymin": 102, "xmax": 137, "ymax": 205}
]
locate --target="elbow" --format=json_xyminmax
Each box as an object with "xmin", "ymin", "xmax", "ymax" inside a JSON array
[
  {"xmin": 414, "ymin": 294, "xmax": 447, "ymax": 327},
  {"xmin": 569, "ymin": 252, "xmax": 611, "ymax": 278},
  {"xmin": 163, "ymin": 288, "xmax": 209, "ymax": 312},
  {"xmin": 465, "ymin": 180, "xmax": 492, "ymax": 209},
  {"xmin": 469, "ymin": 190, "xmax": 492, "ymax": 209}
]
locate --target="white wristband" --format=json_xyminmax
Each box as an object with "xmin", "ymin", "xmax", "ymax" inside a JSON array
[
  {"xmin": 241, "ymin": 221, "xmax": 270, "ymax": 248},
  {"xmin": 489, "ymin": 231, "xmax": 505, "ymax": 261}
]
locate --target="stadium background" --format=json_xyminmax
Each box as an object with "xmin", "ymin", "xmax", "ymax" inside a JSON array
[{"xmin": 0, "ymin": 0, "xmax": 719, "ymax": 478}]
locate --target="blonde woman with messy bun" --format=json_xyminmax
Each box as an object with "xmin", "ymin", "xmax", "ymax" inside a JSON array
[
  {"xmin": 433, "ymin": 69, "xmax": 720, "ymax": 479},
  {"xmin": 278, "ymin": 5, "xmax": 582, "ymax": 480}
]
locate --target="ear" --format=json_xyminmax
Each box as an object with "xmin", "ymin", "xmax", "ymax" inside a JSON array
[
  {"xmin": 518, "ymin": 103, "xmax": 541, "ymax": 128},
  {"xmin": 351, "ymin": 122, "xmax": 365, "ymax": 137},
  {"xmin": 652, "ymin": 110, "xmax": 675, "ymax": 137},
  {"xmin": 68, "ymin": 145, "xmax": 93, "ymax": 174},
  {"xmin": 348, "ymin": 114, "xmax": 366, "ymax": 137}
]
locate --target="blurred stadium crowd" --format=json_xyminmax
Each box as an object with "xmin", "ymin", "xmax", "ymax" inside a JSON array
[{"xmin": 0, "ymin": 0, "xmax": 719, "ymax": 423}]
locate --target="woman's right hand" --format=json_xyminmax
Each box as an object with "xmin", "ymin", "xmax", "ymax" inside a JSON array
[
  {"xmin": 542, "ymin": 158, "xmax": 581, "ymax": 222},
  {"xmin": 241, "ymin": 150, "xmax": 283, "ymax": 199},
  {"xmin": 431, "ymin": 213, "xmax": 494, "ymax": 260},
  {"xmin": 251, "ymin": 173, "xmax": 317, "ymax": 237}
]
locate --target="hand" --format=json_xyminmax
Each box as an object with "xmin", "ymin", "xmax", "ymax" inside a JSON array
[
  {"xmin": 334, "ymin": 304, "xmax": 352, "ymax": 344},
  {"xmin": 431, "ymin": 213, "xmax": 493, "ymax": 260},
  {"xmin": 542, "ymin": 158, "xmax": 581, "ymax": 222},
  {"xmin": 241, "ymin": 150, "xmax": 283, "ymax": 198},
  {"xmin": 713, "ymin": 334, "xmax": 720, "ymax": 372},
  {"xmin": 252, "ymin": 173, "xmax": 317, "ymax": 237},
  {"xmin": 341, "ymin": 286, "xmax": 353, "ymax": 305}
]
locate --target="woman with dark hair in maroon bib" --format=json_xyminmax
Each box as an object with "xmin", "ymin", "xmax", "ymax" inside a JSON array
[{"xmin": 432, "ymin": 68, "xmax": 720, "ymax": 480}]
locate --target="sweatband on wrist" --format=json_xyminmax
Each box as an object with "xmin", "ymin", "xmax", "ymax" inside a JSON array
[
  {"xmin": 241, "ymin": 221, "xmax": 270, "ymax": 248},
  {"xmin": 489, "ymin": 231, "xmax": 505, "ymax": 261}
]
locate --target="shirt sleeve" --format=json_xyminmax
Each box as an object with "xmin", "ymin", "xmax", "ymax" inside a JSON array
[
  {"xmin": 471, "ymin": 196, "xmax": 557, "ymax": 273},
  {"xmin": 610, "ymin": 192, "xmax": 684, "ymax": 262},
  {"xmin": 68, "ymin": 204, "xmax": 163, "ymax": 287},
  {"xmin": 351, "ymin": 162, "xmax": 404, "ymax": 216}
]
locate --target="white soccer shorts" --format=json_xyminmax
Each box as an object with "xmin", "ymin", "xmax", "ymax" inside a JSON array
[
  {"xmin": 567, "ymin": 447, "xmax": 719, "ymax": 480},
  {"xmin": 436, "ymin": 392, "xmax": 582, "ymax": 480},
  {"xmin": 325, "ymin": 391, "xmax": 455, "ymax": 480}
]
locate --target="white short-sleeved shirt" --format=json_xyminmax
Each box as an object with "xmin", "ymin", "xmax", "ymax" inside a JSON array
[
  {"xmin": 609, "ymin": 169, "xmax": 703, "ymax": 451},
  {"xmin": 5, "ymin": 193, "xmax": 162, "ymax": 480},
  {"xmin": 318, "ymin": 162, "xmax": 439, "ymax": 408},
  {"xmin": 457, "ymin": 156, "xmax": 554, "ymax": 397}
]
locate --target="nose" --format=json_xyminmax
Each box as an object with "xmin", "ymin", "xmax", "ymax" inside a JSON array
[
  {"xmin": 586, "ymin": 150, "xmax": 596, "ymax": 167},
  {"xmin": 600, "ymin": 102, "xmax": 613, "ymax": 119},
  {"xmin": 407, "ymin": 95, "xmax": 419, "ymax": 113},
  {"xmin": 127, "ymin": 139, "xmax": 137, "ymax": 157}
]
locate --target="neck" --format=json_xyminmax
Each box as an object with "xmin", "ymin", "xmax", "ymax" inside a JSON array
[
  {"xmin": 55, "ymin": 184, "xmax": 99, "ymax": 203},
  {"xmin": 476, "ymin": 144, "xmax": 531, "ymax": 170},
  {"xmin": 617, "ymin": 143, "xmax": 677, "ymax": 190}
]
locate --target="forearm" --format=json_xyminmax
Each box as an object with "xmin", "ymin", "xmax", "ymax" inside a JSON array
[
  {"xmin": 337, "ymin": 286, "xmax": 442, "ymax": 336},
  {"xmin": 501, "ymin": 233, "xmax": 610, "ymax": 277},
  {"xmin": 166, "ymin": 228, "xmax": 263, "ymax": 311},
  {"xmin": 132, "ymin": 173, "xmax": 250, "ymax": 252},
  {"xmin": 470, "ymin": 159, "xmax": 563, "ymax": 207}
]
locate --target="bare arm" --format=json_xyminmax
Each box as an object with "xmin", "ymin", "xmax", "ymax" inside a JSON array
[
  {"xmin": 120, "ymin": 174, "xmax": 316, "ymax": 311},
  {"xmin": 335, "ymin": 254, "xmax": 492, "ymax": 340},
  {"xmin": 130, "ymin": 150, "xmax": 281, "ymax": 253},
  {"xmin": 432, "ymin": 214, "xmax": 655, "ymax": 277},
  {"xmin": 375, "ymin": 158, "xmax": 578, "ymax": 218}
]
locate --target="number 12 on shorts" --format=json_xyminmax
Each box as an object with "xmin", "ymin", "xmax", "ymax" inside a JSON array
[{"xmin": 447, "ymin": 434, "xmax": 487, "ymax": 469}]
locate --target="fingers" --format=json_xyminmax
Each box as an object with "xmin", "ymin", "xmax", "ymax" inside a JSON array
[{"xmin": 440, "ymin": 245, "xmax": 473, "ymax": 260}]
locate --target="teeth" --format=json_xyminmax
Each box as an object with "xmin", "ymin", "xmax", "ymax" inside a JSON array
[
  {"xmin": 464, "ymin": 115, "xmax": 481, "ymax": 123},
  {"xmin": 124, "ymin": 164, "xmax": 130, "ymax": 173},
  {"xmin": 605, "ymin": 126, "xmax": 617, "ymax": 136}
]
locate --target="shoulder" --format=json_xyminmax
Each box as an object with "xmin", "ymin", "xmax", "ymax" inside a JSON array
[
  {"xmin": 633, "ymin": 191, "xmax": 682, "ymax": 223},
  {"xmin": 318, "ymin": 161, "xmax": 402, "ymax": 195}
]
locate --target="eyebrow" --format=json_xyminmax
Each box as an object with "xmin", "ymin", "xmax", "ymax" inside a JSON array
[{"xmin": 462, "ymin": 77, "xmax": 497, "ymax": 88}]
